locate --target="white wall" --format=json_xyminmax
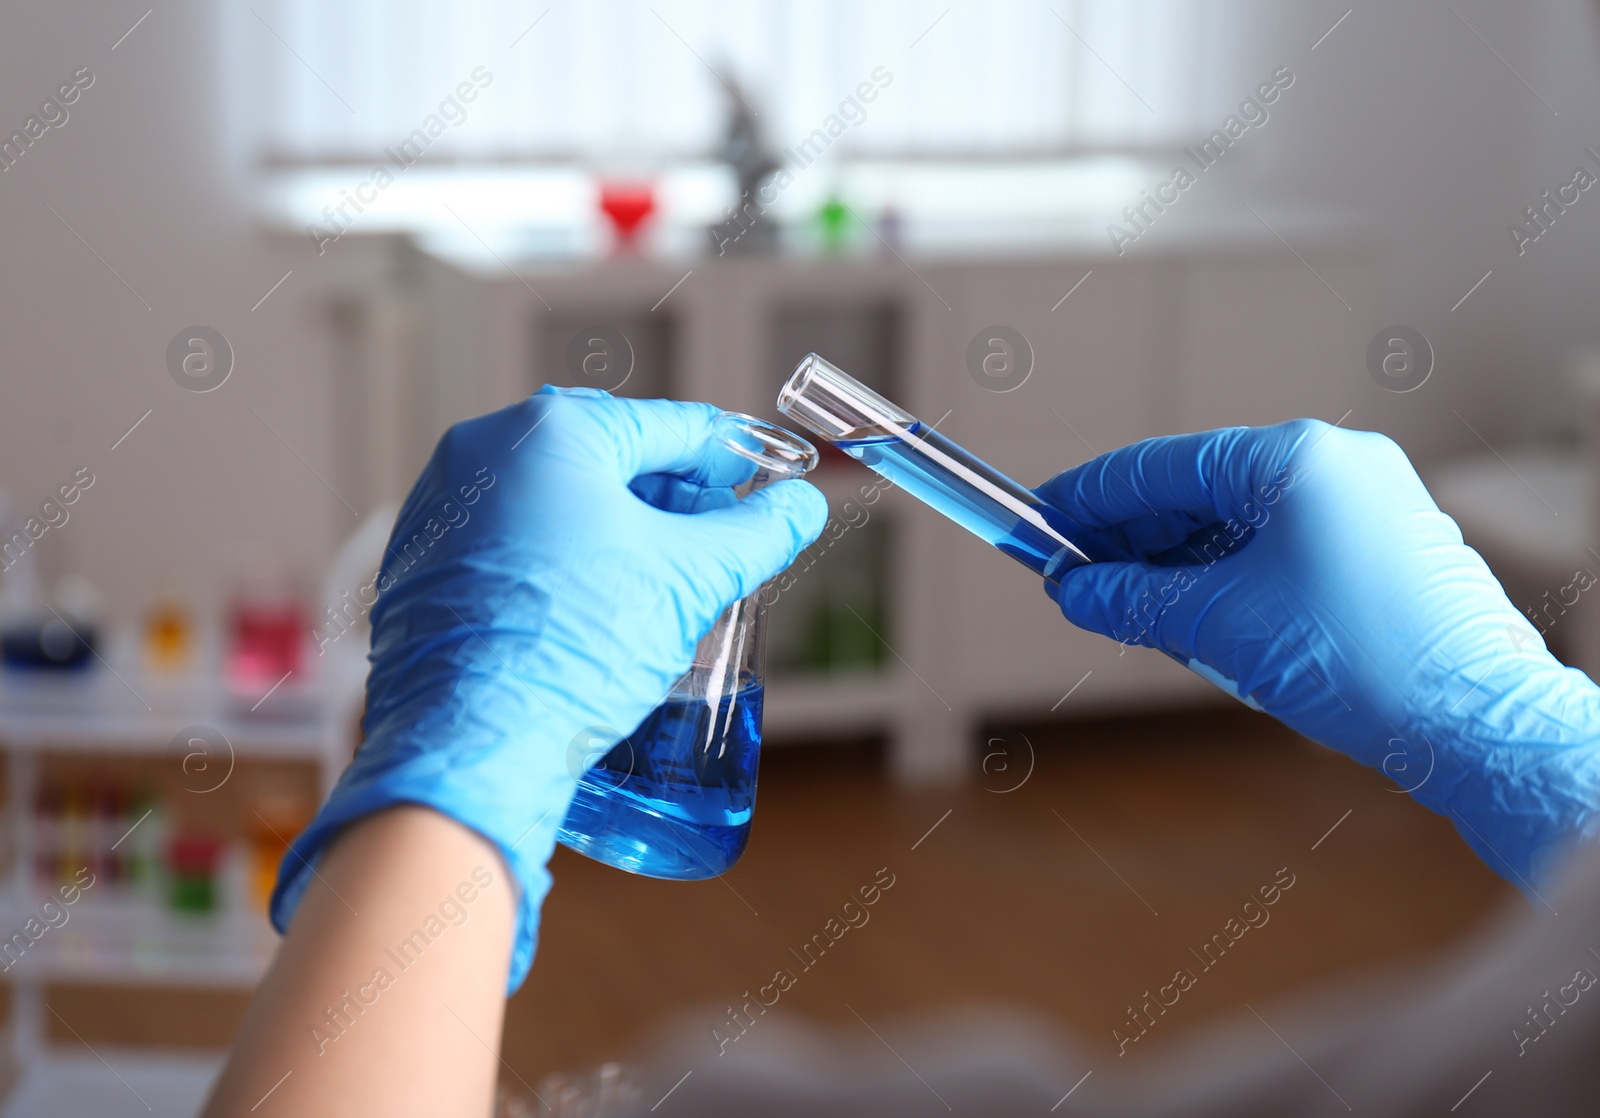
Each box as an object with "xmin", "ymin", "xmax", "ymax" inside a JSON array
[
  {"xmin": 0, "ymin": 2, "xmax": 353, "ymax": 626},
  {"xmin": 1223, "ymin": 1, "xmax": 1600, "ymax": 457},
  {"xmin": 1522, "ymin": 0, "xmax": 1600, "ymax": 433}
]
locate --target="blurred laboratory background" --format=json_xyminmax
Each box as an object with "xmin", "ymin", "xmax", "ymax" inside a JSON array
[{"xmin": 1, "ymin": 0, "xmax": 1599, "ymax": 1113}]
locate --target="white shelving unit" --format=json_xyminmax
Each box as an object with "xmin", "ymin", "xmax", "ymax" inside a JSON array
[{"xmin": 0, "ymin": 669, "xmax": 349, "ymax": 1101}]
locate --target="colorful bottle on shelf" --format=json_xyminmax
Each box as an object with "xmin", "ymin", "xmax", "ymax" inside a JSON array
[
  {"xmin": 166, "ymin": 830, "xmax": 223, "ymax": 915},
  {"xmin": 225, "ymin": 576, "xmax": 307, "ymax": 705},
  {"xmin": 142, "ymin": 591, "xmax": 195, "ymax": 673}
]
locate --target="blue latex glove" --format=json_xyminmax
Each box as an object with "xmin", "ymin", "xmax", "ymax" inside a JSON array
[
  {"xmin": 1037, "ymin": 419, "xmax": 1600, "ymax": 892},
  {"xmin": 270, "ymin": 387, "xmax": 826, "ymax": 988}
]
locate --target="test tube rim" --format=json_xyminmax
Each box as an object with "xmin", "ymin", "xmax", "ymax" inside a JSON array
[{"xmin": 778, "ymin": 353, "xmax": 916, "ymax": 442}]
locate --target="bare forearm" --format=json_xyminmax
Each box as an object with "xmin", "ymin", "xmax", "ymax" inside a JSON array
[{"xmin": 203, "ymin": 807, "xmax": 516, "ymax": 1116}]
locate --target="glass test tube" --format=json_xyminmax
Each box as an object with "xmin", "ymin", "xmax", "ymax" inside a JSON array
[
  {"xmin": 558, "ymin": 412, "xmax": 819, "ymax": 880},
  {"xmin": 778, "ymin": 353, "xmax": 1102, "ymax": 581}
]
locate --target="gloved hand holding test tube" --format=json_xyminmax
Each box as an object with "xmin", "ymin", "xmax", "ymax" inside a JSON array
[
  {"xmin": 777, "ymin": 353, "xmax": 1126, "ymax": 582},
  {"xmin": 780, "ymin": 353, "xmax": 1600, "ymax": 893}
]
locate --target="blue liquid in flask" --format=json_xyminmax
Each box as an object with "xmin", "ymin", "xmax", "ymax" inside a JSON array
[
  {"xmin": 559, "ymin": 680, "xmax": 764, "ymax": 880},
  {"xmin": 837, "ymin": 421, "xmax": 1099, "ymax": 578}
]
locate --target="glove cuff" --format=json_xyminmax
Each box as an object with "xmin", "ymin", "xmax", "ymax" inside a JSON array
[
  {"xmin": 1411, "ymin": 656, "xmax": 1600, "ymax": 896},
  {"xmin": 268, "ymin": 750, "xmax": 571, "ymax": 993}
]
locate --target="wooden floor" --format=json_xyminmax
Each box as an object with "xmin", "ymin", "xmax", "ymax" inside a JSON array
[{"xmin": 503, "ymin": 705, "xmax": 1513, "ymax": 1091}]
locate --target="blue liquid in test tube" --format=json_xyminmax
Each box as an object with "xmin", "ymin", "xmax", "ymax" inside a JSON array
[{"xmin": 780, "ymin": 353, "xmax": 1105, "ymax": 581}]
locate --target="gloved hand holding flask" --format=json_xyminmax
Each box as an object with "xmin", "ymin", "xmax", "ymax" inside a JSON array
[
  {"xmin": 269, "ymin": 387, "xmax": 826, "ymax": 989},
  {"xmin": 559, "ymin": 411, "xmax": 819, "ymax": 881}
]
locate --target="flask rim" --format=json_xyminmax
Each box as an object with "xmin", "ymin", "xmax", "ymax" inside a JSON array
[{"xmin": 712, "ymin": 411, "xmax": 818, "ymax": 480}]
